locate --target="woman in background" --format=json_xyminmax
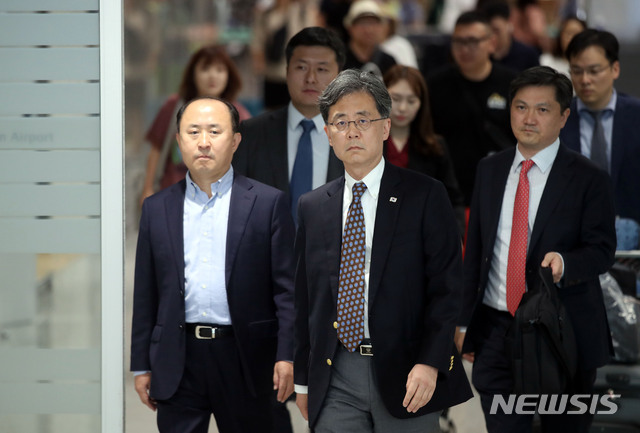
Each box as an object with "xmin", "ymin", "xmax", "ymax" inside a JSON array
[
  {"xmin": 383, "ymin": 65, "xmax": 466, "ymax": 235},
  {"xmin": 540, "ymin": 16, "xmax": 587, "ymax": 76},
  {"xmin": 140, "ymin": 45, "xmax": 250, "ymax": 203}
]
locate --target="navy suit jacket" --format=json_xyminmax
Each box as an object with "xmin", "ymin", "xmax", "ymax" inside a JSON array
[
  {"xmin": 294, "ymin": 162, "xmax": 472, "ymax": 427},
  {"xmin": 462, "ymin": 145, "xmax": 616, "ymax": 371},
  {"xmin": 233, "ymin": 106, "xmax": 344, "ymax": 194},
  {"xmin": 559, "ymin": 93, "xmax": 640, "ymax": 224},
  {"xmin": 130, "ymin": 174, "xmax": 296, "ymax": 400}
]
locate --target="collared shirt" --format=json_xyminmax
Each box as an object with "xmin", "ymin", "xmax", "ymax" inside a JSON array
[
  {"xmin": 342, "ymin": 157, "xmax": 385, "ymax": 338},
  {"xmin": 483, "ymin": 140, "xmax": 560, "ymax": 311},
  {"xmin": 577, "ymin": 89, "xmax": 617, "ymax": 171},
  {"xmin": 183, "ymin": 168, "xmax": 233, "ymax": 324},
  {"xmin": 286, "ymin": 102, "xmax": 330, "ymax": 189}
]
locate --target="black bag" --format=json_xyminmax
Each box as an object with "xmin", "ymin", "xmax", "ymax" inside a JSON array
[{"xmin": 509, "ymin": 266, "xmax": 578, "ymax": 394}]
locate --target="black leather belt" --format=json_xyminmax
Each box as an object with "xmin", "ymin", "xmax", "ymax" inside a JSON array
[
  {"xmin": 357, "ymin": 339, "xmax": 373, "ymax": 356},
  {"xmin": 186, "ymin": 323, "xmax": 234, "ymax": 339}
]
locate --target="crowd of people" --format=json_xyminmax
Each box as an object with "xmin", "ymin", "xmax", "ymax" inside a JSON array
[{"xmin": 129, "ymin": 1, "xmax": 640, "ymax": 432}]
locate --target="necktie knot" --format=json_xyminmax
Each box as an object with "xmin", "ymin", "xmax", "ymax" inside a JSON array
[
  {"xmin": 300, "ymin": 119, "xmax": 315, "ymax": 133},
  {"xmin": 352, "ymin": 182, "xmax": 367, "ymax": 203},
  {"xmin": 521, "ymin": 159, "xmax": 534, "ymax": 176}
]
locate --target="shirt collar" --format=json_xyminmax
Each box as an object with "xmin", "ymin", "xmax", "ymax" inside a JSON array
[
  {"xmin": 287, "ymin": 102, "xmax": 324, "ymax": 132},
  {"xmin": 513, "ymin": 138, "xmax": 559, "ymax": 174},
  {"xmin": 186, "ymin": 166, "xmax": 234, "ymax": 202},
  {"xmin": 344, "ymin": 157, "xmax": 385, "ymax": 200},
  {"xmin": 577, "ymin": 88, "xmax": 617, "ymax": 114}
]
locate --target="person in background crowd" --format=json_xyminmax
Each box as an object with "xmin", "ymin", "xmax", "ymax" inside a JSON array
[
  {"xmin": 510, "ymin": 0, "xmax": 552, "ymax": 54},
  {"xmin": 561, "ymin": 29, "xmax": 640, "ymax": 241},
  {"xmin": 251, "ymin": 0, "xmax": 319, "ymax": 111},
  {"xmin": 428, "ymin": 11, "xmax": 517, "ymax": 206},
  {"xmin": 379, "ymin": 6, "xmax": 419, "ymax": 68},
  {"xmin": 481, "ymin": 0, "xmax": 540, "ymax": 72},
  {"xmin": 342, "ymin": 0, "xmax": 397, "ymax": 78},
  {"xmin": 539, "ymin": 16, "xmax": 586, "ymax": 76},
  {"xmin": 461, "ymin": 66, "xmax": 616, "ymax": 433},
  {"xmin": 140, "ymin": 45, "xmax": 250, "ymax": 204},
  {"xmin": 234, "ymin": 27, "xmax": 346, "ymax": 224},
  {"xmin": 383, "ymin": 65, "xmax": 465, "ymax": 234}
]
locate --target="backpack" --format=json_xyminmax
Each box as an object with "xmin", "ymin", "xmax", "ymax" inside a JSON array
[{"xmin": 508, "ymin": 266, "xmax": 578, "ymax": 395}]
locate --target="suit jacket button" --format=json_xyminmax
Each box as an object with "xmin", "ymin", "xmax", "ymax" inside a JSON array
[
  {"xmin": 333, "ymin": 321, "xmax": 338, "ymax": 329},
  {"xmin": 179, "ymin": 324, "xmax": 184, "ymax": 329},
  {"xmin": 326, "ymin": 359, "xmax": 332, "ymax": 366}
]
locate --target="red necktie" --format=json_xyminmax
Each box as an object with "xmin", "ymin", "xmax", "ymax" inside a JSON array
[{"xmin": 506, "ymin": 159, "xmax": 535, "ymax": 315}]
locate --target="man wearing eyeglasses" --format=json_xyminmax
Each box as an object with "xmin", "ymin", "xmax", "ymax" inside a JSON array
[
  {"xmin": 293, "ymin": 69, "xmax": 472, "ymax": 432},
  {"xmin": 560, "ymin": 29, "xmax": 640, "ymax": 232},
  {"xmin": 428, "ymin": 11, "xmax": 517, "ymax": 206}
]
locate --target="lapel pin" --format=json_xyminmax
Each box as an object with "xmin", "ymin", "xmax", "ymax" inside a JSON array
[{"xmin": 389, "ymin": 197, "xmax": 397, "ymax": 203}]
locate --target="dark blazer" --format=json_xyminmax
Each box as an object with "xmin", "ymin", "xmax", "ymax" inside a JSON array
[
  {"xmin": 294, "ymin": 162, "xmax": 472, "ymax": 428},
  {"xmin": 559, "ymin": 93, "xmax": 640, "ymax": 224},
  {"xmin": 462, "ymin": 144, "xmax": 616, "ymax": 371},
  {"xmin": 130, "ymin": 174, "xmax": 295, "ymax": 401},
  {"xmin": 233, "ymin": 106, "xmax": 344, "ymax": 194}
]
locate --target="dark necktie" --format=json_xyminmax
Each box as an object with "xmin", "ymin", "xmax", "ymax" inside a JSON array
[
  {"xmin": 586, "ymin": 110, "xmax": 609, "ymax": 172},
  {"xmin": 337, "ymin": 182, "xmax": 367, "ymax": 352},
  {"xmin": 290, "ymin": 119, "xmax": 315, "ymax": 221},
  {"xmin": 506, "ymin": 160, "xmax": 534, "ymax": 315}
]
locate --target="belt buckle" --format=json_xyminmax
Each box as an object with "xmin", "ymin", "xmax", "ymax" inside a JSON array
[
  {"xmin": 359, "ymin": 344, "xmax": 373, "ymax": 356},
  {"xmin": 195, "ymin": 325, "xmax": 215, "ymax": 339}
]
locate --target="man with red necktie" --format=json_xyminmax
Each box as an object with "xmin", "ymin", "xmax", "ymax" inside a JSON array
[{"xmin": 460, "ymin": 66, "xmax": 616, "ymax": 433}]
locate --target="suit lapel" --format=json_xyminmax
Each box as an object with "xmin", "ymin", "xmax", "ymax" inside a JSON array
[
  {"xmin": 368, "ymin": 163, "xmax": 402, "ymax": 308},
  {"xmin": 610, "ymin": 97, "xmax": 627, "ymax": 188},
  {"xmin": 322, "ymin": 178, "xmax": 345, "ymax": 303},
  {"xmin": 268, "ymin": 107, "xmax": 291, "ymax": 193},
  {"xmin": 326, "ymin": 147, "xmax": 344, "ymax": 182},
  {"xmin": 529, "ymin": 146, "xmax": 572, "ymax": 253},
  {"xmin": 165, "ymin": 181, "xmax": 186, "ymax": 292},
  {"xmin": 225, "ymin": 175, "xmax": 256, "ymax": 287},
  {"xmin": 485, "ymin": 151, "xmax": 513, "ymax": 248}
]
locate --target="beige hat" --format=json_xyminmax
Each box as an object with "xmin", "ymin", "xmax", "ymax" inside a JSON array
[{"xmin": 343, "ymin": 0, "xmax": 384, "ymax": 28}]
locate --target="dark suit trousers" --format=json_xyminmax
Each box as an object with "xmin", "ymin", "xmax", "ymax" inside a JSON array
[
  {"xmin": 472, "ymin": 305, "xmax": 597, "ymax": 433},
  {"xmin": 156, "ymin": 332, "xmax": 273, "ymax": 433}
]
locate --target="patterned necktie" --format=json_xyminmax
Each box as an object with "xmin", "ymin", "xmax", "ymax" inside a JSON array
[
  {"xmin": 506, "ymin": 159, "xmax": 535, "ymax": 315},
  {"xmin": 586, "ymin": 110, "xmax": 609, "ymax": 173},
  {"xmin": 290, "ymin": 119, "xmax": 315, "ymax": 221},
  {"xmin": 337, "ymin": 182, "xmax": 367, "ymax": 352}
]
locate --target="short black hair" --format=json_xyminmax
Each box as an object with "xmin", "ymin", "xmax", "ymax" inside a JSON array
[
  {"xmin": 285, "ymin": 27, "xmax": 347, "ymax": 70},
  {"xmin": 509, "ymin": 66, "xmax": 573, "ymax": 112},
  {"xmin": 480, "ymin": 0, "xmax": 511, "ymax": 20},
  {"xmin": 455, "ymin": 10, "xmax": 491, "ymax": 28},
  {"xmin": 176, "ymin": 97, "xmax": 240, "ymax": 133},
  {"xmin": 565, "ymin": 29, "xmax": 619, "ymax": 64}
]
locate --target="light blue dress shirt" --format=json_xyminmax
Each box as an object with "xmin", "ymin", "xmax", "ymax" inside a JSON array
[
  {"xmin": 183, "ymin": 168, "xmax": 233, "ymax": 325},
  {"xmin": 287, "ymin": 103, "xmax": 330, "ymax": 189},
  {"xmin": 577, "ymin": 89, "xmax": 616, "ymax": 172}
]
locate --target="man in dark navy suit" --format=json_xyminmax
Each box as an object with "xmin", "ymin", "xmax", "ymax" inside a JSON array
[
  {"xmin": 131, "ymin": 97, "xmax": 295, "ymax": 433},
  {"xmin": 461, "ymin": 66, "xmax": 616, "ymax": 433},
  {"xmin": 561, "ymin": 29, "xmax": 640, "ymax": 227}
]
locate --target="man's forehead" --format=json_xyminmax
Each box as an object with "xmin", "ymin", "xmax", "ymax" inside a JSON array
[{"xmin": 454, "ymin": 22, "xmax": 490, "ymax": 36}]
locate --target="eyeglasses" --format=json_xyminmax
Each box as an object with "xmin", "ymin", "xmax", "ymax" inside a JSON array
[
  {"xmin": 451, "ymin": 35, "xmax": 491, "ymax": 49},
  {"xmin": 328, "ymin": 117, "xmax": 387, "ymax": 132},
  {"xmin": 569, "ymin": 64, "xmax": 611, "ymax": 77}
]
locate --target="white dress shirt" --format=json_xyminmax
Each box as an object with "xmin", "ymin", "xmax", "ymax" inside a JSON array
[{"xmin": 483, "ymin": 140, "xmax": 561, "ymax": 311}]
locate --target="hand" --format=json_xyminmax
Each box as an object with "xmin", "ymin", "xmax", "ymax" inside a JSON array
[
  {"xmin": 134, "ymin": 373, "xmax": 157, "ymax": 411},
  {"xmin": 462, "ymin": 352, "xmax": 475, "ymax": 363},
  {"xmin": 541, "ymin": 252, "xmax": 563, "ymax": 283},
  {"xmin": 273, "ymin": 361, "xmax": 294, "ymax": 403},
  {"xmin": 296, "ymin": 393, "xmax": 309, "ymax": 421},
  {"xmin": 403, "ymin": 364, "xmax": 438, "ymax": 413},
  {"xmin": 454, "ymin": 327, "xmax": 465, "ymax": 354}
]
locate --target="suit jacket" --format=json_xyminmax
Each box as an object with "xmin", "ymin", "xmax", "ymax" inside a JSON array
[
  {"xmin": 130, "ymin": 174, "xmax": 295, "ymax": 400},
  {"xmin": 233, "ymin": 106, "xmax": 344, "ymax": 194},
  {"xmin": 294, "ymin": 162, "xmax": 472, "ymax": 427},
  {"xmin": 462, "ymin": 144, "xmax": 616, "ymax": 371},
  {"xmin": 559, "ymin": 94, "xmax": 640, "ymax": 224}
]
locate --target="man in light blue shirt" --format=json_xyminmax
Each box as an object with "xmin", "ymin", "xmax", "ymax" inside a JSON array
[{"xmin": 131, "ymin": 97, "xmax": 296, "ymax": 433}]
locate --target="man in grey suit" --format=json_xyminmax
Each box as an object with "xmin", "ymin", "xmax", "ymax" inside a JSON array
[{"xmin": 233, "ymin": 27, "xmax": 346, "ymax": 218}]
